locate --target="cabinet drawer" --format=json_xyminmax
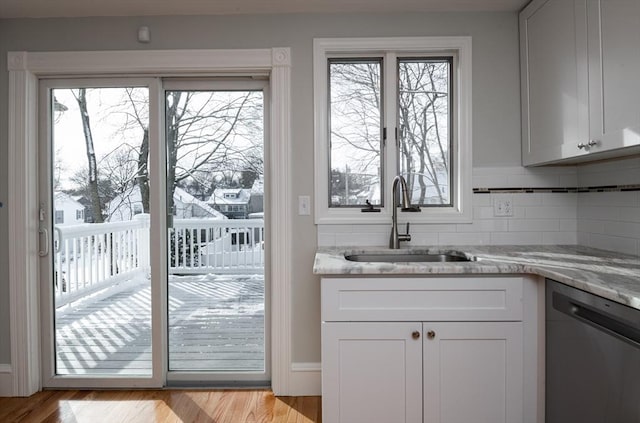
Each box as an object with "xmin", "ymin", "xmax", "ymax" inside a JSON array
[{"xmin": 321, "ymin": 277, "xmax": 523, "ymax": 322}]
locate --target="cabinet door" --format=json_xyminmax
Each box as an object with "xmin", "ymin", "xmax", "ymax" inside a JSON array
[
  {"xmin": 520, "ymin": 0, "xmax": 590, "ymax": 165},
  {"xmin": 322, "ymin": 322, "xmax": 423, "ymax": 423},
  {"xmin": 587, "ymin": 0, "xmax": 640, "ymax": 153},
  {"xmin": 423, "ymin": 322, "xmax": 524, "ymax": 423}
]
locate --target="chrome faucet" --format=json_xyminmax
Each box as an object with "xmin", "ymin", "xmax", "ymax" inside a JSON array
[{"xmin": 389, "ymin": 175, "xmax": 420, "ymax": 249}]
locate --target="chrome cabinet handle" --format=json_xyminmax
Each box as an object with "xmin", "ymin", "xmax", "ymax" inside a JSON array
[
  {"xmin": 39, "ymin": 228, "xmax": 49, "ymax": 257},
  {"xmin": 578, "ymin": 140, "xmax": 598, "ymax": 149}
]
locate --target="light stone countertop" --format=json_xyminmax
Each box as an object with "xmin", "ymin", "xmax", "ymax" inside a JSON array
[{"xmin": 313, "ymin": 245, "xmax": 640, "ymax": 310}]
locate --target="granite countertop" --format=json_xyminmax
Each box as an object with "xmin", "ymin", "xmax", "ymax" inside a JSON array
[{"xmin": 313, "ymin": 245, "xmax": 640, "ymax": 310}]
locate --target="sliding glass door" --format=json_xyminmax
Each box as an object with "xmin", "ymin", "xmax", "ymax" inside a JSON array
[
  {"xmin": 164, "ymin": 81, "xmax": 269, "ymax": 384},
  {"xmin": 39, "ymin": 78, "xmax": 269, "ymax": 388}
]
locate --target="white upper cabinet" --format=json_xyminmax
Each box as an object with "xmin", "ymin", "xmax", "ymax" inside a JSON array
[
  {"xmin": 587, "ymin": 0, "xmax": 640, "ymax": 153},
  {"xmin": 520, "ymin": 0, "xmax": 640, "ymax": 166}
]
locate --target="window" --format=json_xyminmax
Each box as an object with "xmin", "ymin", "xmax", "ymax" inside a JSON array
[
  {"xmin": 54, "ymin": 210, "xmax": 64, "ymax": 224},
  {"xmin": 329, "ymin": 59, "xmax": 383, "ymax": 207},
  {"xmin": 314, "ymin": 37, "xmax": 472, "ymax": 224},
  {"xmin": 76, "ymin": 209, "xmax": 84, "ymax": 220}
]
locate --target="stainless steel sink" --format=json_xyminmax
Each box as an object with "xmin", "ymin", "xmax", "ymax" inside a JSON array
[{"xmin": 344, "ymin": 250, "xmax": 476, "ymax": 263}]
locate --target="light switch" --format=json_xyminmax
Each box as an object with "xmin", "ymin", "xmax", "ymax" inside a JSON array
[{"xmin": 298, "ymin": 195, "xmax": 311, "ymax": 216}]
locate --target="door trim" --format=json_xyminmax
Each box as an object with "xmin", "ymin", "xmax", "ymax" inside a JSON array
[{"xmin": 7, "ymin": 48, "xmax": 292, "ymax": 396}]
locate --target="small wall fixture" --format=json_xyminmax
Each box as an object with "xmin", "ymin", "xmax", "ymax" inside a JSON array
[{"xmin": 138, "ymin": 26, "xmax": 151, "ymax": 43}]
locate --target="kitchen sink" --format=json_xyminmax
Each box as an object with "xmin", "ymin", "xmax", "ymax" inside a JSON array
[{"xmin": 343, "ymin": 250, "xmax": 476, "ymax": 263}]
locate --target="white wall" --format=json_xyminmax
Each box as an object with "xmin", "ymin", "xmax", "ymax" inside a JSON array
[{"xmin": 0, "ymin": 11, "xmax": 522, "ymax": 366}]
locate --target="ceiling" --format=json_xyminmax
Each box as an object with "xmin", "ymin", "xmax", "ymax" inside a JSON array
[{"xmin": 0, "ymin": 0, "xmax": 530, "ymax": 19}]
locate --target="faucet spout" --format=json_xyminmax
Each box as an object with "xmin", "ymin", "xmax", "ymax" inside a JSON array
[{"xmin": 389, "ymin": 175, "xmax": 419, "ymax": 249}]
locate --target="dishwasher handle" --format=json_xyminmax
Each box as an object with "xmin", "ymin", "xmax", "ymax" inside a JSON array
[{"xmin": 554, "ymin": 291, "xmax": 640, "ymax": 349}]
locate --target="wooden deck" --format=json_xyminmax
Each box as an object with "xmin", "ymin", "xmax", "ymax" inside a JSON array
[{"xmin": 55, "ymin": 274, "xmax": 265, "ymax": 375}]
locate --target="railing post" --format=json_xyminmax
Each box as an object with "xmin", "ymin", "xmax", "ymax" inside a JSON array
[{"xmin": 134, "ymin": 213, "xmax": 151, "ymax": 276}]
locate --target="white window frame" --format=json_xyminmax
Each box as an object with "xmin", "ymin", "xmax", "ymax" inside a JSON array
[
  {"xmin": 313, "ymin": 37, "xmax": 472, "ymax": 225},
  {"xmin": 7, "ymin": 48, "xmax": 294, "ymax": 396}
]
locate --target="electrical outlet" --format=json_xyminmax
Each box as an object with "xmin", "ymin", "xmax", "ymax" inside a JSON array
[
  {"xmin": 298, "ymin": 195, "xmax": 311, "ymax": 216},
  {"xmin": 493, "ymin": 199, "xmax": 513, "ymax": 217}
]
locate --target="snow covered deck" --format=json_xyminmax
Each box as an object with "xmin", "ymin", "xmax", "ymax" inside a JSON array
[{"xmin": 55, "ymin": 273, "xmax": 265, "ymax": 375}]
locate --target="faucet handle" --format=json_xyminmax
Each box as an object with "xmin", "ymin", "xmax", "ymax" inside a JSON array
[{"xmin": 398, "ymin": 222, "xmax": 412, "ymax": 243}]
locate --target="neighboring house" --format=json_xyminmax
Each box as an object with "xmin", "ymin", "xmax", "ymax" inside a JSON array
[
  {"xmin": 407, "ymin": 167, "xmax": 449, "ymax": 205},
  {"xmin": 107, "ymin": 185, "xmax": 226, "ymax": 222},
  {"xmin": 53, "ymin": 192, "xmax": 85, "ymax": 226},
  {"xmin": 208, "ymin": 188, "xmax": 252, "ymax": 219},
  {"xmin": 249, "ymin": 177, "xmax": 264, "ymax": 215}
]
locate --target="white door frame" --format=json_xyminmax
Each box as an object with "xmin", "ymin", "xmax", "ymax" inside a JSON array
[
  {"xmin": 7, "ymin": 48, "xmax": 292, "ymax": 396},
  {"xmin": 38, "ymin": 77, "xmax": 165, "ymax": 389}
]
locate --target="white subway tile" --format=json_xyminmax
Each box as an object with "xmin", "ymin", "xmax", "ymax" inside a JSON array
[
  {"xmin": 509, "ymin": 219, "xmax": 560, "ymax": 232},
  {"xmin": 577, "ymin": 218, "xmax": 606, "ymax": 235},
  {"xmin": 602, "ymin": 221, "xmax": 640, "ymax": 239},
  {"xmin": 511, "ymin": 193, "xmax": 543, "ymax": 206},
  {"xmin": 336, "ymin": 232, "xmax": 386, "ymax": 246},
  {"xmin": 355, "ymin": 224, "xmax": 390, "ymax": 234},
  {"xmin": 525, "ymin": 205, "xmax": 575, "ymax": 219},
  {"xmin": 438, "ymin": 232, "xmax": 491, "ymax": 245},
  {"xmin": 619, "ymin": 207, "xmax": 640, "ymax": 223},
  {"xmin": 578, "ymin": 206, "xmax": 620, "ymax": 221},
  {"xmin": 559, "ymin": 219, "xmax": 578, "ymax": 232},
  {"xmin": 410, "ymin": 224, "xmax": 457, "ymax": 233},
  {"xmin": 542, "ymin": 232, "xmax": 578, "ymax": 244},
  {"xmin": 541, "ymin": 192, "xmax": 577, "ymax": 206},
  {"xmin": 472, "ymin": 194, "xmax": 492, "ymax": 206},
  {"xmin": 579, "ymin": 192, "xmax": 633, "ymax": 207},
  {"xmin": 473, "ymin": 206, "xmax": 495, "ymax": 220},
  {"xmin": 511, "ymin": 207, "xmax": 527, "ymax": 218},
  {"xmin": 491, "ymin": 232, "xmax": 543, "ymax": 245},
  {"xmin": 582, "ymin": 233, "xmax": 638, "ymax": 255},
  {"xmin": 317, "ymin": 233, "xmax": 336, "ymax": 247},
  {"xmin": 457, "ymin": 219, "xmax": 508, "ymax": 233},
  {"xmin": 408, "ymin": 233, "xmax": 441, "ymax": 246}
]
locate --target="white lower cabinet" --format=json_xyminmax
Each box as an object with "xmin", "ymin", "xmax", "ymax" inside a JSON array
[
  {"xmin": 321, "ymin": 277, "xmax": 529, "ymax": 423},
  {"xmin": 423, "ymin": 322, "xmax": 523, "ymax": 423},
  {"xmin": 322, "ymin": 322, "xmax": 423, "ymax": 423}
]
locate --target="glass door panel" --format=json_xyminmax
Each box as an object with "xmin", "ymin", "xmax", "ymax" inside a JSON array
[
  {"xmin": 164, "ymin": 88, "xmax": 267, "ymax": 377},
  {"xmin": 49, "ymin": 86, "xmax": 152, "ymax": 376}
]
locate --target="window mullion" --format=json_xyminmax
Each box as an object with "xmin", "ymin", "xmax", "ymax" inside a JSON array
[{"xmin": 384, "ymin": 52, "xmax": 398, "ymax": 210}]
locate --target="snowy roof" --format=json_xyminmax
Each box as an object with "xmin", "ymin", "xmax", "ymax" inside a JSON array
[
  {"xmin": 250, "ymin": 177, "xmax": 264, "ymax": 195},
  {"xmin": 208, "ymin": 188, "xmax": 251, "ymax": 205},
  {"xmin": 173, "ymin": 187, "xmax": 226, "ymax": 219},
  {"xmin": 107, "ymin": 185, "xmax": 227, "ymax": 220},
  {"xmin": 54, "ymin": 191, "xmax": 84, "ymax": 208}
]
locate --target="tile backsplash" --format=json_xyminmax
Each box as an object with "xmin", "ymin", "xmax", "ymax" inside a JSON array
[
  {"xmin": 576, "ymin": 157, "xmax": 640, "ymax": 256},
  {"xmin": 317, "ymin": 159, "xmax": 640, "ymax": 257}
]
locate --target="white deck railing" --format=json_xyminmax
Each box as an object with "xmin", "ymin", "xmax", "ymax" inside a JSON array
[{"xmin": 54, "ymin": 214, "xmax": 264, "ymax": 306}]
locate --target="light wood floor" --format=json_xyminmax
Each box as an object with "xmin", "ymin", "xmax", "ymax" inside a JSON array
[{"xmin": 0, "ymin": 390, "xmax": 321, "ymax": 423}]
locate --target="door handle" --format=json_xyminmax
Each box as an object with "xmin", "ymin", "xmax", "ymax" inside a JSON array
[{"xmin": 39, "ymin": 228, "xmax": 50, "ymax": 257}]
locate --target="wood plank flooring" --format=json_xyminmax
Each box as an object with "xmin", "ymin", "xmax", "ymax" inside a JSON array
[
  {"xmin": 55, "ymin": 274, "xmax": 265, "ymax": 375},
  {"xmin": 0, "ymin": 390, "xmax": 321, "ymax": 423}
]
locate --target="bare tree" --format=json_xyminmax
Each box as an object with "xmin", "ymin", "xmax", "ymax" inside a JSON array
[
  {"xmin": 62, "ymin": 87, "xmax": 264, "ymax": 221},
  {"xmin": 398, "ymin": 60, "xmax": 450, "ymax": 204},
  {"xmin": 329, "ymin": 59, "xmax": 451, "ymax": 206},
  {"xmin": 72, "ymin": 88, "xmax": 104, "ymax": 223}
]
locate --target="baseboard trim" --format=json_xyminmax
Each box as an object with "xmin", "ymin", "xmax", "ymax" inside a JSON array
[
  {"xmin": 289, "ymin": 362, "xmax": 321, "ymax": 396},
  {"xmin": 0, "ymin": 364, "xmax": 13, "ymax": 397}
]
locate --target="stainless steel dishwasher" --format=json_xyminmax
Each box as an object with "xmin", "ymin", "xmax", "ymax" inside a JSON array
[{"xmin": 546, "ymin": 279, "xmax": 640, "ymax": 423}]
